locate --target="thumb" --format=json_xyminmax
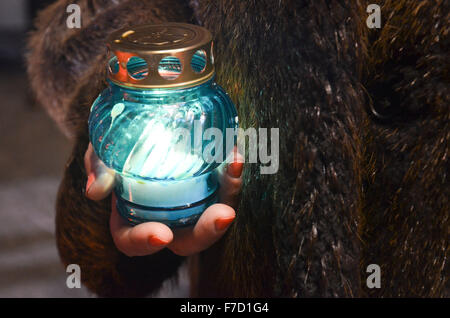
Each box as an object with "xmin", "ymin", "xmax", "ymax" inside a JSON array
[{"xmin": 84, "ymin": 143, "xmax": 116, "ymax": 201}]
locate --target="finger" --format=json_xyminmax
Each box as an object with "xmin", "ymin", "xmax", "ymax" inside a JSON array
[
  {"xmin": 84, "ymin": 143, "xmax": 116, "ymax": 201},
  {"xmin": 110, "ymin": 194, "xmax": 173, "ymax": 257},
  {"xmin": 168, "ymin": 203, "xmax": 235, "ymax": 256},
  {"xmin": 219, "ymin": 149, "xmax": 244, "ymax": 208}
]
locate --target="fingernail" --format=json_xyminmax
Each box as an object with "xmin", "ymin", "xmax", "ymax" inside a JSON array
[
  {"xmin": 148, "ymin": 235, "xmax": 169, "ymax": 247},
  {"xmin": 215, "ymin": 217, "xmax": 235, "ymax": 231},
  {"xmin": 227, "ymin": 162, "xmax": 243, "ymax": 178},
  {"xmin": 85, "ymin": 172, "xmax": 95, "ymax": 196}
]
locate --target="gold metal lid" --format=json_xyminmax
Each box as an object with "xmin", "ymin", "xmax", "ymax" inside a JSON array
[{"xmin": 106, "ymin": 23, "xmax": 214, "ymax": 89}]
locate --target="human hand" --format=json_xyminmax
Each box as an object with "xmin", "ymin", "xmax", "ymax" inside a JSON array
[{"xmin": 84, "ymin": 143, "xmax": 243, "ymax": 257}]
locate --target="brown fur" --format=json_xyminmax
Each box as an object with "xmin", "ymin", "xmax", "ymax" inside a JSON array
[
  {"xmin": 361, "ymin": 0, "xmax": 449, "ymax": 297},
  {"xmin": 27, "ymin": 0, "xmax": 448, "ymax": 297}
]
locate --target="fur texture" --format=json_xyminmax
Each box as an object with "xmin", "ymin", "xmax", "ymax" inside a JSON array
[
  {"xmin": 361, "ymin": 0, "xmax": 449, "ymax": 297},
  {"xmin": 27, "ymin": 0, "xmax": 448, "ymax": 297}
]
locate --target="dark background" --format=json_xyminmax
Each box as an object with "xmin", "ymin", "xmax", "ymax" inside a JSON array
[
  {"xmin": 0, "ymin": 0, "xmax": 188, "ymax": 297},
  {"xmin": 0, "ymin": 0, "xmax": 88, "ymax": 297}
]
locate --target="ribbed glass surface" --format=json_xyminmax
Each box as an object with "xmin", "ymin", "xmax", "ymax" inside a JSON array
[{"xmin": 89, "ymin": 78, "xmax": 237, "ymax": 181}]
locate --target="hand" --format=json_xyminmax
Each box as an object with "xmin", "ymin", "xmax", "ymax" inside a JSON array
[{"xmin": 84, "ymin": 143, "xmax": 243, "ymax": 257}]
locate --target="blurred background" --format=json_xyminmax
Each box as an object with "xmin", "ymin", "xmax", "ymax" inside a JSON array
[{"xmin": 0, "ymin": 0, "xmax": 188, "ymax": 297}]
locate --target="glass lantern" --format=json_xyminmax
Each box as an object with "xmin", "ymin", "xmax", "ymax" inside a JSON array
[{"xmin": 88, "ymin": 23, "xmax": 238, "ymax": 227}]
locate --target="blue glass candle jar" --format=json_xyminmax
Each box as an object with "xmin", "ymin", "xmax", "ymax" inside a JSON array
[{"xmin": 88, "ymin": 23, "xmax": 238, "ymax": 227}]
